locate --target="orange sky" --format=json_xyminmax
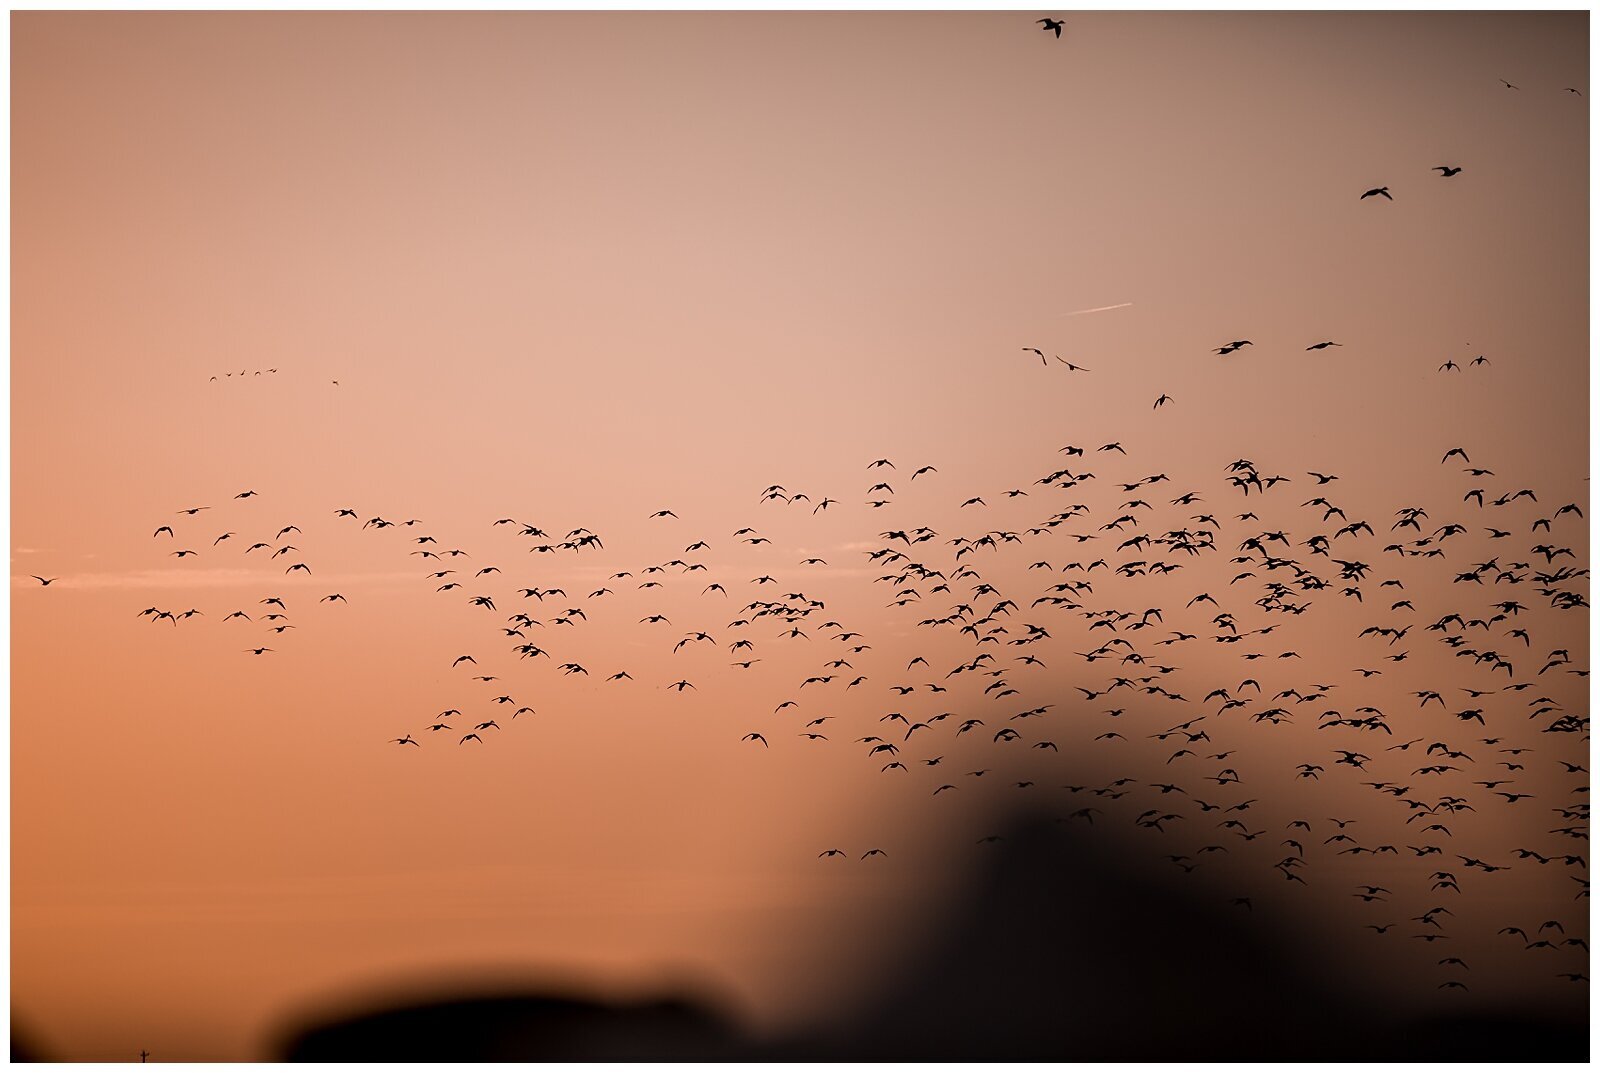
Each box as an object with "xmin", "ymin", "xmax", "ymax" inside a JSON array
[{"xmin": 11, "ymin": 10, "xmax": 1590, "ymax": 1060}]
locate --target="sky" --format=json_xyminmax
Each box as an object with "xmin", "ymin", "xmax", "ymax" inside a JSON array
[{"xmin": 10, "ymin": 10, "xmax": 1591, "ymax": 1061}]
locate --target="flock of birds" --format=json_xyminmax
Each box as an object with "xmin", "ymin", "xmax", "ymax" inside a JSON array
[
  {"xmin": 207, "ymin": 368, "xmax": 345, "ymax": 387},
  {"xmin": 120, "ymin": 411, "xmax": 1589, "ymax": 999},
  {"xmin": 208, "ymin": 368, "xmax": 280, "ymax": 380},
  {"xmin": 1027, "ymin": 335, "xmax": 1492, "ymax": 410},
  {"xmin": 26, "ymin": 16, "xmax": 1586, "ymax": 1033},
  {"xmin": 1041, "ymin": 15, "xmax": 1582, "ymax": 216},
  {"xmin": 1359, "ymin": 165, "xmax": 1465, "ymax": 203}
]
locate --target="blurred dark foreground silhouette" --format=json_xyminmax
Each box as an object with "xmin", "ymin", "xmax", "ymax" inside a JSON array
[
  {"xmin": 23, "ymin": 812, "xmax": 1580, "ymax": 1062},
  {"xmin": 279, "ymin": 993, "xmax": 743, "ymax": 1062},
  {"xmin": 271, "ymin": 813, "xmax": 1587, "ymax": 1062}
]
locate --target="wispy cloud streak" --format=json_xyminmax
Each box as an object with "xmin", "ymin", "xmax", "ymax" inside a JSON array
[
  {"xmin": 1055, "ymin": 301, "xmax": 1133, "ymax": 318},
  {"xmin": 12, "ymin": 569, "xmax": 422, "ymax": 591}
]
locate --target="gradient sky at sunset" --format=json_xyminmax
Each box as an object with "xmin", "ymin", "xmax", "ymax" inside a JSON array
[{"xmin": 12, "ymin": 10, "xmax": 1590, "ymax": 1060}]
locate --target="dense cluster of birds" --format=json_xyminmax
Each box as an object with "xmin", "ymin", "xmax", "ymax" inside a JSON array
[{"xmin": 119, "ymin": 415, "xmax": 1589, "ymax": 999}]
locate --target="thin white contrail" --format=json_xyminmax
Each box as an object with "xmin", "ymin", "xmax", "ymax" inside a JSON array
[{"xmin": 1056, "ymin": 301, "xmax": 1133, "ymax": 318}]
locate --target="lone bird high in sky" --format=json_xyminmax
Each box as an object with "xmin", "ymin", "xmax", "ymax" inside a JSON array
[{"xmin": 9, "ymin": 8, "xmax": 1588, "ymax": 1064}]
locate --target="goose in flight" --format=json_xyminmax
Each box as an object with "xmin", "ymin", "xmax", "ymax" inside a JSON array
[
  {"xmin": 1433, "ymin": 166, "xmax": 1462, "ymax": 177},
  {"xmin": 1037, "ymin": 17, "xmax": 1064, "ymax": 37},
  {"xmin": 1360, "ymin": 186, "xmax": 1393, "ymax": 200},
  {"xmin": 30, "ymin": 576, "xmax": 58, "ymax": 586}
]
